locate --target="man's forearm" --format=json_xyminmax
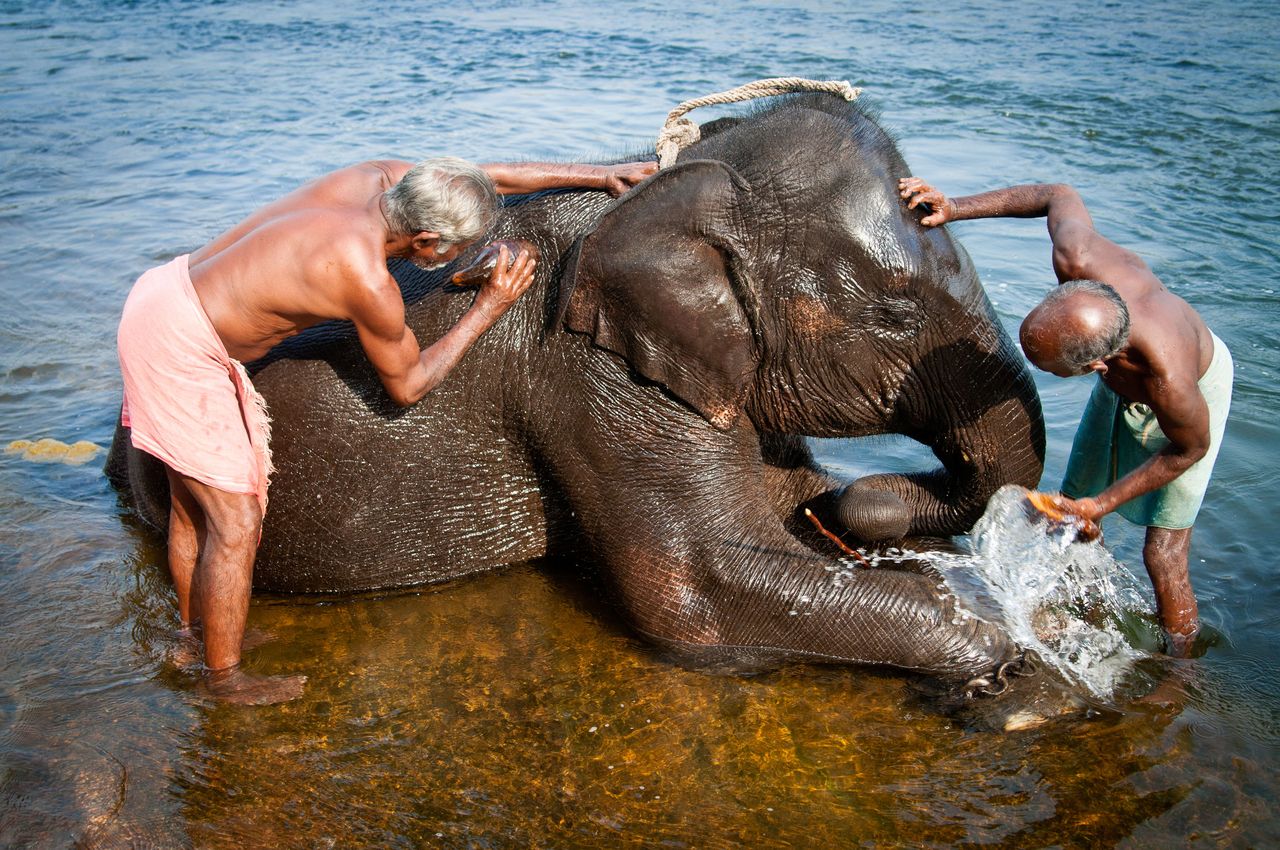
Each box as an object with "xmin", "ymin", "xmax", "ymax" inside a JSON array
[
  {"xmin": 949, "ymin": 183, "xmax": 1067, "ymax": 222},
  {"xmin": 481, "ymin": 162, "xmax": 610, "ymax": 195},
  {"xmin": 392, "ymin": 302, "xmax": 505, "ymax": 405},
  {"xmin": 418, "ymin": 300, "xmax": 505, "ymax": 385},
  {"xmin": 1092, "ymin": 447, "xmax": 1204, "ymax": 515}
]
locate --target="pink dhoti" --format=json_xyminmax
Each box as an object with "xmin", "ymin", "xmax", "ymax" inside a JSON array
[{"xmin": 117, "ymin": 254, "xmax": 272, "ymax": 514}]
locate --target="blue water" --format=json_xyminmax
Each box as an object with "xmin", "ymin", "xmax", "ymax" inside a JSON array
[{"xmin": 2, "ymin": 0, "xmax": 1279, "ymax": 845}]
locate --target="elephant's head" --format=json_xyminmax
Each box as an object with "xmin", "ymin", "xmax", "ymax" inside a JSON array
[{"xmin": 560, "ymin": 95, "xmax": 1044, "ymax": 539}]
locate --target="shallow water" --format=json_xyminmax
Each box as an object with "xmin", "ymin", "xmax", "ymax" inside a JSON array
[{"xmin": 3, "ymin": 0, "xmax": 1279, "ymax": 846}]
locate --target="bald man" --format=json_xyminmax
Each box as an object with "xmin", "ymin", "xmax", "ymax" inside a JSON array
[{"xmin": 898, "ymin": 177, "xmax": 1233, "ymax": 656}]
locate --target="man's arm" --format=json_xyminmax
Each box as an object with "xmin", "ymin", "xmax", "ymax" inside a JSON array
[
  {"xmin": 897, "ymin": 178, "xmax": 1143, "ymax": 284},
  {"xmin": 1056, "ymin": 362, "xmax": 1211, "ymax": 523},
  {"xmin": 347, "ymin": 246, "xmax": 535, "ymax": 406},
  {"xmin": 480, "ymin": 161, "xmax": 657, "ymax": 198}
]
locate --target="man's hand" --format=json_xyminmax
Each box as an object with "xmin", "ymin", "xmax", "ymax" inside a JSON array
[
  {"xmin": 601, "ymin": 161, "xmax": 658, "ymax": 197},
  {"xmin": 1026, "ymin": 490, "xmax": 1103, "ymax": 541},
  {"xmin": 474, "ymin": 245, "xmax": 536, "ymax": 322},
  {"xmin": 1044, "ymin": 493, "xmax": 1105, "ymax": 541},
  {"xmin": 898, "ymin": 177, "xmax": 956, "ymax": 227}
]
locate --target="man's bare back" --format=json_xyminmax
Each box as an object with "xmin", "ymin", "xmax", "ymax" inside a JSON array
[{"xmin": 188, "ymin": 162, "xmax": 398, "ymax": 362}]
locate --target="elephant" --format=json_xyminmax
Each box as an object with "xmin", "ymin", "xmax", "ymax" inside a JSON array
[{"xmin": 107, "ymin": 93, "xmax": 1046, "ymax": 683}]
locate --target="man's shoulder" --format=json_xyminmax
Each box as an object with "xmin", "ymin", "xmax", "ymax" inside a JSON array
[
  {"xmin": 337, "ymin": 159, "xmax": 413, "ymax": 187},
  {"xmin": 297, "ymin": 160, "xmax": 410, "ymax": 202}
]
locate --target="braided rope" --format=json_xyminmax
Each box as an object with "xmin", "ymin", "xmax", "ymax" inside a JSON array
[{"xmin": 655, "ymin": 77, "xmax": 861, "ymax": 168}]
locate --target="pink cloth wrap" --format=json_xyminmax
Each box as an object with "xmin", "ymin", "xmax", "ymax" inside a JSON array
[{"xmin": 117, "ymin": 254, "xmax": 273, "ymax": 514}]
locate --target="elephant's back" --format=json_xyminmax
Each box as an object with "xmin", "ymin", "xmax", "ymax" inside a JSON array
[{"xmin": 249, "ymin": 329, "xmax": 552, "ymax": 593}]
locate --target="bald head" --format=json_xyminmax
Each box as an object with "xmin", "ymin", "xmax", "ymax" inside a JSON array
[{"xmin": 1019, "ymin": 280, "xmax": 1130, "ymax": 376}]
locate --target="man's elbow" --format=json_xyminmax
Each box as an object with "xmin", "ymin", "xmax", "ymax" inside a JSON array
[
  {"xmin": 1172, "ymin": 441, "xmax": 1209, "ymax": 471},
  {"xmin": 1184, "ymin": 443, "xmax": 1209, "ymax": 467},
  {"xmin": 1053, "ymin": 245, "xmax": 1092, "ymax": 281},
  {"xmin": 384, "ymin": 379, "xmax": 433, "ymax": 408}
]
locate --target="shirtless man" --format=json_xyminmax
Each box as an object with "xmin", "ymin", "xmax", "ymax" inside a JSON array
[
  {"xmin": 117, "ymin": 157, "xmax": 657, "ymax": 703},
  {"xmin": 898, "ymin": 177, "xmax": 1233, "ymax": 656}
]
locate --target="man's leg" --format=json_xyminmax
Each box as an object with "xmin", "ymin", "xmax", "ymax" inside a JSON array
[
  {"xmin": 1143, "ymin": 525, "xmax": 1198, "ymax": 657},
  {"xmin": 165, "ymin": 469, "xmax": 204, "ymax": 628},
  {"xmin": 178, "ymin": 473, "xmax": 305, "ymax": 704},
  {"xmin": 162, "ymin": 469, "xmax": 209, "ymax": 666}
]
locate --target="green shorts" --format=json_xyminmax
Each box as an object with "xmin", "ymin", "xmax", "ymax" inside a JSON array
[{"xmin": 1061, "ymin": 332, "xmax": 1233, "ymax": 529}]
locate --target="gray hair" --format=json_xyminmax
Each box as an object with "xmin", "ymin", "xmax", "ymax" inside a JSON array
[
  {"xmin": 382, "ymin": 157, "xmax": 499, "ymax": 248},
  {"xmin": 1041, "ymin": 279, "xmax": 1131, "ymax": 370}
]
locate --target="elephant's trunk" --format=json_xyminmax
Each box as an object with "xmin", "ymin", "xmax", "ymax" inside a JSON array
[{"xmin": 842, "ymin": 333, "xmax": 1045, "ymax": 539}]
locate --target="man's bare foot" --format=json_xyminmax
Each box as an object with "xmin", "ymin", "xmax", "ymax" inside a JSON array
[
  {"xmin": 201, "ymin": 665, "xmax": 307, "ymax": 705},
  {"xmin": 166, "ymin": 625, "xmax": 277, "ymax": 669},
  {"xmin": 1164, "ymin": 626, "xmax": 1200, "ymax": 658},
  {"xmin": 166, "ymin": 627, "xmax": 204, "ymax": 669}
]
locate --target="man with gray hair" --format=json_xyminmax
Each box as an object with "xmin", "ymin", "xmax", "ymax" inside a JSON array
[
  {"xmin": 116, "ymin": 156, "xmax": 656, "ymax": 703},
  {"xmin": 898, "ymin": 177, "xmax": 1232, "ymax": 656}
]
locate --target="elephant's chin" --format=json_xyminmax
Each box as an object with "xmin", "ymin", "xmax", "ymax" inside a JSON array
[{"xmin": 838, "ymin": 484, "xmax": 911, "ymax": 541}]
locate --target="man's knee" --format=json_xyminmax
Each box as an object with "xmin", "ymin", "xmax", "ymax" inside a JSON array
[
  {"xmin": 1144, "ymin": 526, "xmax": 1192, "ymax": 562},
  {"xmin": 166, "ymin": 470, "xmax": 201, "ymax": 523},
  {"xmin": 183, "ymin": 479, "xmax": 261, "ymax": 551},
  {"xmin": 209, "ymin": 501, "xmax": 261, "ymax": 550}
]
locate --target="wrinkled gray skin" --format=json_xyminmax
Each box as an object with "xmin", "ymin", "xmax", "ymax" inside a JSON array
[{"xmin": 108, "ymin": 95, "xmax": 1045, "ymax": 680}]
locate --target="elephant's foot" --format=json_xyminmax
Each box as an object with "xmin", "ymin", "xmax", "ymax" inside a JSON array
[
  {"xmin": 838, "ymin": 483, "xmax": 911, "ymax": 541},
  {"xmin": 930, "ymin": 651, "xmax": 1095, "ymax": 732},
  {"xmin": 200, "ymin": 665, "xmax": 307, "ymax": 706}
]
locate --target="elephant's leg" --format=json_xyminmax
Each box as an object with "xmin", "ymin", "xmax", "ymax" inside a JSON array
[
  {"xmin": 567, "ymin": 446, "xmax": 1018, "ymax": 679},
  {"xmin": 623, "ymin": 515, "xmax": 1012, "ymax": 678}
]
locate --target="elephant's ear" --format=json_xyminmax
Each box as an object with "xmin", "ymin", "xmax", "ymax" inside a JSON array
[{"xmin": 561, "ymin": 160, "xmax": 755, "ymax": 430}]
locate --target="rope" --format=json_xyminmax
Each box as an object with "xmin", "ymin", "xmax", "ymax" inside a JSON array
[{"xmin": 655, "ymin": 77, "xmax": 861, "ymax": 168}]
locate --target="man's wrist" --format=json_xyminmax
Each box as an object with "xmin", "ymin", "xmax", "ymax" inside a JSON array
[
  {"xmin": 469, "ymin": 293, "xmax": 510, "ymax": 327},
  {"xmin": 1091, "ymin": 493, "xmax": 1119, "ymax": 516},
  {"xmin": 584, "ymin": 165, "xmax": 610, "ymax": 190}
]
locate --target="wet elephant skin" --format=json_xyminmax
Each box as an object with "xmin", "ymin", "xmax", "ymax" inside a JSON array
[{"xmin": 107, "ymin": 94, "xmax": 1044, "ymax": 679}]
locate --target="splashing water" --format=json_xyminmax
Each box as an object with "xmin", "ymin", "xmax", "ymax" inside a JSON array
[
  {"xmin": 830, "ymin": 486, "xmax": 1150, "ymax": 698},
  {"xmin": 915, "ymin": 486, "xmax": 1148, "ymax": 698}
]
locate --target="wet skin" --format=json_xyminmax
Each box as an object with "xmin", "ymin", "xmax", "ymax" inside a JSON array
[
  {"xmin": 900, "ymin": 176, "xmax": 1217, "ymax": 651},
  {"xmin": 110, "ymin": 96, "xmax": 1047, "ymax": 685},
  {"xmin": 139, "ymin": 157, "xmax": 654, "ymax": 703}
]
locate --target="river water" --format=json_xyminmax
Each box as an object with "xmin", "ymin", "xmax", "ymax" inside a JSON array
[{"xmin": 2, "ymin": 0, "xmax": 1278, "ymax": 846}]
